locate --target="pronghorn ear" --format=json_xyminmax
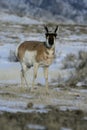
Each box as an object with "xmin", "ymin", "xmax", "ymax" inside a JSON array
[
  {"xmin": 54, "ymin": 25, "xmax": 59, "ymax": 33},
  {"xmin": 44, "ymin": 25, "xmax": 49, "ymax": 33}
]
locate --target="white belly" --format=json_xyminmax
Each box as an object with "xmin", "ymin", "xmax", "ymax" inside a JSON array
[{"xmin": 23, "ymin": 51, "xmax": 37, "ymax": 66}]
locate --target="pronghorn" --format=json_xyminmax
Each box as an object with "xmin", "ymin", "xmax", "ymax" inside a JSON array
[{"xmin": 16, "ymin": 25, "xmax": 58, "ymax": 92}]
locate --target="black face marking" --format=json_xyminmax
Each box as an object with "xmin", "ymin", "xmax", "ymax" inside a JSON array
[
  {"xmin": 48, "ymin": 36, "xmax": 54, "ymax": 46},
  {"xmin": 45, "ymin": 33, "xmax": 57, "ymax": 48},
  {"xmin": 44, "ymin": 26, "xmax": 58, "ymax": 48}
]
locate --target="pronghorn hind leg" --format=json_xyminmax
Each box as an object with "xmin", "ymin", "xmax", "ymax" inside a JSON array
[
  {"xmin": 20, "ymin": 63, "xmax": 29, "ymax": 91},
  {"xmin": 20, "ymin": 69, "xmax": 24, "ymax": 88},
  {"xmin": 31, "ymin": 63, "xmax": 39, "ymax": 92},
  {"xmin": 21, "ymin": 69, "xmax": 29, "ymax": 87},
  {"xmin": 44, "ymin": 66, "xmax": 49, "ymax": 94}
]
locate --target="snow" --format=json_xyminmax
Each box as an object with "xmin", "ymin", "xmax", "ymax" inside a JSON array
[
  {"xmin": 63, "ymin": 34, "xmax": 87, "ymax": 41},
  {"xmin": 0, "ymin": 44, "xmax": 16, "ymax": 62},
  {"xmin": 0, "ymin": 98, "xmax": 48, "ymax": 113},
  {"xmin": 0, "ymin": 12, "xmax": 43, "ymax": 25},
  {"xmin": 59, "ymin": 106, "xmax": 79, "ymax": 111},
  {"xmin": 60, "ymin": 127, "xmax": 72, "ymax": 130},
  {"xmin": 27, "ymin": 124, "xmax": 46, "ymax": 130}
]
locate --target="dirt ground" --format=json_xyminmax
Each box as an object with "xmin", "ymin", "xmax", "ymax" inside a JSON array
[
  {"xmin": 0, "ymin": 84, "xmax": 87, "ymax": 130},
  {"xmin": 0, "ymin": 106, "xmax": 87, "ymax": 130}
]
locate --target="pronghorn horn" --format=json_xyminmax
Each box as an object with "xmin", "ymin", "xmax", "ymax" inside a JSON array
[
  {"xmin": 44, "ymin": 25, "xmax": 49, "ymax": 33},
  {"xmin": 54, "ymin": 25, "xmax": 59, "ymax": 33}
]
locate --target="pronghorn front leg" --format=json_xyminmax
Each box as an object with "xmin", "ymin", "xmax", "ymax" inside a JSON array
[
  {"xmin": 31, "ymin": 63, "xmax": 39, "ymax": 92},
  {"xmin": 44, "ymin": 66, "xmax": 49, "ymax": 93}
]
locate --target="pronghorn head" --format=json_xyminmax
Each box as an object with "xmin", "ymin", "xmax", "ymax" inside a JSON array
[{"xmin": 44, "ymin": 25, "xmax": 58, "ymax": 48}]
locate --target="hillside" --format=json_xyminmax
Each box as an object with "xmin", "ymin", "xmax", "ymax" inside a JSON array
[{"xmin": 0, "ymin": 0, "xmax": 87, "ymax": 24}]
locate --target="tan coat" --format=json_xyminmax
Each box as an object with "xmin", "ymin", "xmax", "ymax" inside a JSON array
[{"xmin": 17, "ymin": 41, "xmax": 55, "ymax": 67}]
